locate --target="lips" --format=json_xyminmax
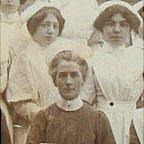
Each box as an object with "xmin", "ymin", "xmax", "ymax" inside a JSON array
[
  {"xmin": 5, "ymin": 3, "xmax": 15, "ymax": 6},
  {"xmin": 45, "ymin": 36, "xmax": 53, "ymax": 39},
  {"xmin": 111, "ymin": 36, "xmax": 122, "ymax": 40},
  {"xmin": 64, "ymin": 88, "xmax": 75, "ymax": 91}
]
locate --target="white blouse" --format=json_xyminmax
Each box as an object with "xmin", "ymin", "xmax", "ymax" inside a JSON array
[{"xmin": 0, "ymin": 12, "xmax": 22, "ymax": 93}]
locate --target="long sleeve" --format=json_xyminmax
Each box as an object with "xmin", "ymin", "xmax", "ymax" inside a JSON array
[
  {"xmin": 95, "ymin": 111, "xmax": 116, "ymax": 144},
  {"xmin": 26, "ymin": 110, "xmax": 47, "ymax": 144},
  {"xmin": 6, "ymin": 53, "xmax": 40, "ymax": 121},
  {"xmin": 0, "ymin": 62, "xmax": 8, "ymax": 93},
  {"xmin": 13, "ymin": 101, "xmax": 41, "ymax": 122},
  {"xmin": 6, "ymin": 53, "xmax": 37, "ymax": 102}
]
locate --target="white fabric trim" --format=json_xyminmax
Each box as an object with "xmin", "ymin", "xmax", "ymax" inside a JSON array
[
  {"xmin": 21, "ymin": 1, "xmax": 61, "ymax": 23},
  {"xmin": 134, "ymin": 1, "xmax": 144, "ymax": 11},
  {"xmin": 133, "ymin": 108, "xmax": 144, "ymax": 144},
  {"xmin": 56, "ymin": 96, "xmax": 83, "ymax": 111}
]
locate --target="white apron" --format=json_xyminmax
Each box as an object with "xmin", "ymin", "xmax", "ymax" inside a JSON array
[
  {"xmin": 133, "ymin": 108, "xmax": 144, "ymax": 144},
  {"xmin": 90, "ymin": 43, "xmax": 143, "ymax": 144}
]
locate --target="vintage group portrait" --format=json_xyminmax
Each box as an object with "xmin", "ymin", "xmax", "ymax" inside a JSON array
[{"xmin": 0, "ymin": 0, "xmax": 144, "ymax": 144}]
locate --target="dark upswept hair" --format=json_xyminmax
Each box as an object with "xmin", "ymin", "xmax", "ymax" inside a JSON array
[
  {"xmin": 93, "ymin": 5, "xmax": 141, "ymax": 32},
  {"xmin": 49, "ymin": 50, "xmax": 88, "ymax": 86},
  {"xmin": 97, "ymin": 0, "xmax": 139, "ymax": 6},
  {"xmin": 27, "ymin": 7, "xmax": 65, "ymax": 36},
  {"xmin": 138, "ymin": 6, "xmax": 144, "ymax": 18}
]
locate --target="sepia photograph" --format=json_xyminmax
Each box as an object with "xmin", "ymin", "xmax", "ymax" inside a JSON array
[{"xmin": 1, "ymin": 0, "xmax": 144, "ymax": 144}]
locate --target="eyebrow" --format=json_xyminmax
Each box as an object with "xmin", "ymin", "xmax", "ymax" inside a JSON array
[
  {"xmin": 106, "ymin": 20, "xmax": 128, "ymax": 23},
  {"xmin": 58, "ymin": 71, "xmax": 79, "ymax": 74}
]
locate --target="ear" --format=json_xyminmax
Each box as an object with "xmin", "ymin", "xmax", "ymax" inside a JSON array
[
  {"xmin": 54, "ymin": 79, "xmax": 58, "ymax": 87},
  {"xmin": 81, "ymin": 78, "xmax": 85, "ymax": 86}
]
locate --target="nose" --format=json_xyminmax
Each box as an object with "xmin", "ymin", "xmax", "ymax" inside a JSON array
[
  {"xmin": 65, "ymin": 74, "xmax": 72, "ymax": 85},
  {"xmin": 47, "ymin": 24, "xmax": 54, "ymax": 35},
  {"xmin": 113, "ymin": 23, "xmax": 120, "ymax": 33}
]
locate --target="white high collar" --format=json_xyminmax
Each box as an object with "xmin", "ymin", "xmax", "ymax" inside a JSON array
[
  {"xmin": 101, "ymin": 41, "xmax": 126, "ymax": 54},
  {"xmin": 56, "ymin": 96, "xmax": 83, "ymax": 111}
]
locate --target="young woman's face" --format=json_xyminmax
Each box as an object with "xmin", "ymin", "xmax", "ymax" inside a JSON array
[
  {"xmin": 33, "ymin": 13, "xmax": 59, "ymax": 47},
  {"xmin": 102, "ymin": 13, "xmax": 130, "ymax": 47},
  {"xmin": 1, "ymin": 0, "xmax": 20, "ymax": 14}
]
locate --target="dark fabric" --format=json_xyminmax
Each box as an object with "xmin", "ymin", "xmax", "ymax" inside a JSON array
[
  {"xmin": 1, "ymin": 91, "xmax": 12, "ymax": 144},
  {"xmin": 129, "ymin": 121, "xmax": 140, "ymax": 144},
  {"xmin": 136, "ymin": 90, "xmax": 144, "ymax": 108},
  {"xmin": 1, "ymin": 110, "xmax": 11, "ymax": 144},
  {"xmin": 26, "ymin": 103, "xmax": 116, "ymax": 144}
]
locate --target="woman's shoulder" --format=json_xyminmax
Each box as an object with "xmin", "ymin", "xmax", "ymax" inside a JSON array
[{"xmin": 15, "ymin": 40, "xmax": 40, "ymax": 60}]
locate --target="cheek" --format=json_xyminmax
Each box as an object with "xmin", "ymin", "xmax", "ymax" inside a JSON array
[
  {"xmin": 122, "ymin": 28, "xmax": 130, "ymax": 37},
  {"xmin": 74, "ymin": 79, "xmax": 83, "ymax": 88},
  {"xmin": 56, "ymin": 79, "xmax": 64, "ymax": 87},
  {"xmin": 54, "ymin": 29, "xmax": 59, "ymax": 37},
  {"xmin": 102, "ymin": 28, "xmax": 113, "ymax": 38},
  {"xmin": 35, "ymin": 27, "xmax": 46, "ymax": 37},
  {"xmin": 103, "ymin": 26, "xmax": 113, "ymax": 34}
]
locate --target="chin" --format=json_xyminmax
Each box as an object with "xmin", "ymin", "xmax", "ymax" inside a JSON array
[
  {"xmin": 62, "ymin": 94, "xmax": 77, "ymax": 101},
  {"xmin": 111, "ymin": 41, "xmax": 124, "ymax": 47}
]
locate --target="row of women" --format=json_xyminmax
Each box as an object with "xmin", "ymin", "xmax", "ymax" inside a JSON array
[{"xmin": 1, "ymin": 0, "xmax": 144, "ymax": 144}]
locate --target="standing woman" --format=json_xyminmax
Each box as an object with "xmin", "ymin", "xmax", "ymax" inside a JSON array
[
  {"xmin": 6, "ymin": 1, "xmax": 65, "ymax": 144},
  {"xmin": 81, "ymin": 1, "xmax": 143, "ymax": 144},
  {"xmin": 0, "ymin": 0, "xmax": 22, "ymax": 93},
  {"xmin": 1, "ymin": 1, "xmax": 22, "ymax": 144}
]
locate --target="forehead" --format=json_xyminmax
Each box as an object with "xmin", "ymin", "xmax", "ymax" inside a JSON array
[
  {"xmin": 57, "ymin": 60, "xmax": 81, "ymax": 73},
  {"xmin": 42, "ymin": 13, "xmax": 58, "ymax": 23},
  {"xmin": 109, "ymin": 13, "xmax": 127, "ymax": 22}
]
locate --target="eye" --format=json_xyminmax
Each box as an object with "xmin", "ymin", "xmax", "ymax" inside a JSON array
[
  {"xmin": 41, "ymin": 22, "xmax": 50, "ymax": 28},
  {"xmin": 120, "ymin": 22, "xmax": 130, "ymax": 28},
  {"xmin": 71, "ymin": 72, "xmax": 79, "ymax": 78},
  {"xmin": 58, "ymin": 72, "xmax": 67, "ymax": 78},
  {"xmin": 53, "ymin": 23, "xmax": 59, "ymax": 30},
  {"xmin": 104, "ymin": 21, "xmax": 115, "ymax": 27},
  {"xmin": 41, "ymin": 23, "xmax": 47, "ymax": 28}
]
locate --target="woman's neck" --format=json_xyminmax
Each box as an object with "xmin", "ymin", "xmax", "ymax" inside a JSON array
[{"xmin": 33, "ymin": 37, "xmax": 56, "ymax": 48}]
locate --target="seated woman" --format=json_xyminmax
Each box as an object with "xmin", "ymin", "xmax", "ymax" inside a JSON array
[{"xmin": 26, "ymin": 50, "xmax": 116, "ymax": 144}]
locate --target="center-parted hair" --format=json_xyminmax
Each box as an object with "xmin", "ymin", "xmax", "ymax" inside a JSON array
[
  {"xmin": 27, "ymin": 7, "xmax": 65, "ymax": 36},
  {"xmin": 97, "ymin": 0, "xmax": 139, "ymax": 6},
  {"xmin": 93, "ymin": 5, "xmax": 140, "ymax": 32},
  {"xmin": 49, "ymin": 50, "xmax": 88, "ymax": 86}
]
